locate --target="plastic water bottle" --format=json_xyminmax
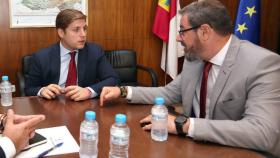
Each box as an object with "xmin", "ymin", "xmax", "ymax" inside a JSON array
[
  {"xmin": 79, "ymin": 111, "xmax": 98, "ymax": 158},
  {"xmin": 151, "ymin": 97, "xmax": 168, "ymax": 141},
  {"xmin": 109, "ymin": 114, "xmax": 130, "ymax": 158},
  {"xmin": 0, "ymin": 76, "xmax": 15, "ymax": 107}
]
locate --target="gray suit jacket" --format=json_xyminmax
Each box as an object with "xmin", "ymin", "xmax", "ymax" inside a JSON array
[{"xmin": 130, "ymin": 35, "xmax": 280, "ymax": 157}]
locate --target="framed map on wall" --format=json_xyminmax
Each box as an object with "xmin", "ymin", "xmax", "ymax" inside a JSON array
[{"xmin": 9, "ymin": 0, "xmax": 88, "ymax": 28}]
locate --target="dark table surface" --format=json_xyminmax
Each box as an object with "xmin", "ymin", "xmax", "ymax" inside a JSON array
[{"xmin": 0, "ymin": 96, "xmax": 263, "ymax": 158}]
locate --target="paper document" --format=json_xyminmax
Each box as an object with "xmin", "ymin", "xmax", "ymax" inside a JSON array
[{"xmin": 16, "ymin": 126, "xmax": 80, "ymax": 158}]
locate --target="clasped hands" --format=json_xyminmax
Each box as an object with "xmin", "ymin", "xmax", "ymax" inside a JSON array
[{"xmin": 40, "ymin": 84, "xmax": 91, "ymax": 101}]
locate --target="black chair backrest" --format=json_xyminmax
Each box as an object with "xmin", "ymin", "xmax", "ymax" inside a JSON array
[
  {"xmin": 17, "ymin": 55, "xmax": 33, "ymax": 96},
  {"xmin": 104, "ymin": 50, "xmax": 138, "ymax": 86},
  {"xmin": 22, "ymin": 55, "xmax": 33, "ymax": 75}
]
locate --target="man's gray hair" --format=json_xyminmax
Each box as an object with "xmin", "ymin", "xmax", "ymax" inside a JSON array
[{"xmin": 179, "ymin": 0, "xmax": 232, "ymax": 36}]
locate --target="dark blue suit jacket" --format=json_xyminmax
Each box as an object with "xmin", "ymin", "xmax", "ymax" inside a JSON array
[
  {"xmin": 0, "ymin": 147, "xmax": 5, "ymax": 158},
  {"xmin": 25, "ymin": 42, "xmax": 119, "ymax": 96}
]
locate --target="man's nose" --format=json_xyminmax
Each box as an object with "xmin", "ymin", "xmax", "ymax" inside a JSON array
[
  {"xmin": 80, "ymin": 29, "xmax": 86, "ymax": 36},
  {"xmin": 176, "ymin": 34, "xmax": 182, "ymax": 42}
]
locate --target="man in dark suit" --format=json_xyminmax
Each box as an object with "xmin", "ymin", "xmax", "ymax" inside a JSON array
[
  {"xmin": 0, "ymin": 109, "xmax": 45, "ymax": 157},
  {"xmin": 25, "ymin": 9, "xmax": 119, "ymax": 101}
]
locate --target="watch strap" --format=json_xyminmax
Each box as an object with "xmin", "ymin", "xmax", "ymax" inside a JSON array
[
  {"xmin": 175, "ymin": 115, "xmax": 188, "ymax": 137},
  {"xmin": 0, "ymin": 113, "xmax": 7, "ymax": 133},
  {"xmin": 119, "ymin": 86, "xmax": 127, "ymax": 98}
]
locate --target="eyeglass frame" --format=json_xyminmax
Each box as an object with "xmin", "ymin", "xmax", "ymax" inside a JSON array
[{"xmin": 178, "ymin": 25, "xmax": 201, "ymax": 36}]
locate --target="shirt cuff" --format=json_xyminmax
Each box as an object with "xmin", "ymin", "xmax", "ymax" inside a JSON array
[
  {"xmin": 86, "ymin": 87, "xmax": 98, "ymax": 98},
  {"xmin": 187, "ymin": 118, "xmax": 195, "ymax": 137},
  {"xmin": 126, "ymin": 86, "xmax": 132, "ymax": 100},
  {"xmin": 37, "ymin": 87, "xmax": 44, "ymax": 97},
  {"xmin": 0, "ymin": 137, "xmax": 16, "ymax": 158}
]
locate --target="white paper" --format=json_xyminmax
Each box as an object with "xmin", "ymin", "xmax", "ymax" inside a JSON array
[{"xmin": 16, "ymin": 126, "xmax": 80, "ymax": 158}]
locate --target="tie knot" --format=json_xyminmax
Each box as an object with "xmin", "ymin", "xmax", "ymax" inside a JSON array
[
  {"xmin": 69, "ymin": 51, "xmax": 76, "ymax": 58},
  {"xmin": 203, "ymin": 61, "xmax": 212, "ymax": 72}
]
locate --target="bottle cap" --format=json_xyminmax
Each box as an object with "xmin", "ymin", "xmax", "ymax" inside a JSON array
[
  {"xmin": 154, "ymin": 97, "xmax": 165, "ymax": 105},
  {"xmin": 85, "ymin": 111, "xmax": 96, "ymax": 120},
  {"xmin": 115, "ymin": 114, "xmax": 126, "ymax": 124},
  {"xmin": 2, "ymin": 76, "xmax": 8, "ymax": 81}
]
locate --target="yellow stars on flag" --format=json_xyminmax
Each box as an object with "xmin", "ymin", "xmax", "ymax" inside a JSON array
[
  {"xmin": 236, "ymin": 5, "xmax": 257, "ymax": 34},
  {"xmin": 245, "ymin": 6, "xmax": 257, "ymax": 18},
  {"xmin": 237, "ymin": 23, "xmax": 248, "ymax": 34},
  {"xmin": 234, "ymin": 0, "xmax": 260, "ymax": 44}
]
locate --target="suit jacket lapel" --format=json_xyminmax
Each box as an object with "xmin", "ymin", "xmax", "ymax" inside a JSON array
[
  {"xmin": 183, "ymin": 59, "xmax": 204, "ymax": 116},
  {"xmin": 208, "ymin": 35, "xmax": 240, "ymax": 118},
  {"xmin": 77, "ymin": 46, "xmax": 88, "ymax": 85},
  {"xmin": 50, "ymin": 43, "xmax": 60, "ymax": 84}
]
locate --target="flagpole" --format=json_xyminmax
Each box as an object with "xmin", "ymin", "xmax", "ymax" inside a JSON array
[
  {"xmin": 164, "ymin": 43, "xmax": 168, "ymax": 85},
  {"xmin": 278, "ymin": 31, "xmax": 280, "ymax": 54}
]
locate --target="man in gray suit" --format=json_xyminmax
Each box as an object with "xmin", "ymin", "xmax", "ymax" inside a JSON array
[{"xmin": 100, "ymin": 0, "xmax": 280, "ymax": 157}]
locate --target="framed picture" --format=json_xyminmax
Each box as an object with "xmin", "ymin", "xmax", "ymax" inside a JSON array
[{"xmin": 9, "ymin": 0, "xmax": 88, "ymax": 28}]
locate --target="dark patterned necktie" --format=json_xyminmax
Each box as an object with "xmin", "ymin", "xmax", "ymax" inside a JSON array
[
  {"xmin": 65, "ymin": 52, "xmax": 77, "ymax": 87},
  {"xmin": 199, "ymin": 61, "xmax": 212, "ymax": 118}
]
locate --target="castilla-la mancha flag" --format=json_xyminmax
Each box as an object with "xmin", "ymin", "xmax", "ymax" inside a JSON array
[{"xmin": 152, "ymin": 0, "xmax": 184, "ymax": 79}]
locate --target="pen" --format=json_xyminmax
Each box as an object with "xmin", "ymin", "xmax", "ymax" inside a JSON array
[{"xmin": 37, "ymin": 142, "xmax": 63, "ymax": 158}]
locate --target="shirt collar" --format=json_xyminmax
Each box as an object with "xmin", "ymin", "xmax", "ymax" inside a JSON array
[
  {"xmin": 60, "ymin": 42, "xmax": 78, "ymax": 56},
  {"xmin": 209, "ymin": 35, "xmax": 232, "ymax": 66}
]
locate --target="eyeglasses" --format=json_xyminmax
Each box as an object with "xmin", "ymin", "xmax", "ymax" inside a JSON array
[{"xmin": 178, "ymin": 25, "xmax": 201, "ymax": 35}]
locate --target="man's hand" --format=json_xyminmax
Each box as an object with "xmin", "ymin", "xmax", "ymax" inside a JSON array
[
  {"xmin": 140, "ymin": 114, "xmax": 178, "ymax": 134},
  {"xmin": 3, "ymin": 113, "xmax": 45, "ymax": 138},
  {"xmin": 3, "ymin": 109, "xmax": 45, "ymax": 153},
  {"xmin": 100, "ymin": 87, "xmax": 121, "ymax": 106},
  {"xmin": 64, "ymin": 86, "xmax": 91, "ymax": 101},
  {"xmin": 40, "ymin": 84, "xmax": 63, "ymax": 99}
]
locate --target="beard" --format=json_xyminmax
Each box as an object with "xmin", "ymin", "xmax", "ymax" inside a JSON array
[
  {"xmin": 182, "ymin": 43, "xmax": 199, "ymax": 62},
  {"xmin": 181, "ymin": 37, "xmax": 204, "ymax": 62}
]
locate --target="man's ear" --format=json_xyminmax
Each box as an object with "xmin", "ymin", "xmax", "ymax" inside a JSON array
[
  {"xmin": 57, "ymin": 28, "xmax": 65, "ymax": 39},
  {"xmin": 198, "ymin": 24, "xmax": 212, "ymax": 41}
]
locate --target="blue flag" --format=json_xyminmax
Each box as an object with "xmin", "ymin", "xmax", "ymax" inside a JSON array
[{"xmin": 234, "ymin": 0, "xmax": 260, "ymax": 44}]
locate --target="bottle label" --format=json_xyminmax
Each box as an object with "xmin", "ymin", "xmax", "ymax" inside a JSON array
[
  {"xmin": 111, "ymin": 134, "xmax": 129, "ymax": 145},
  {"xmin": 151, "ymin": 109, "xmax": 167, "ymax": 121},
  {"xmin": 0, "ymin": 85, "xmax": 15, "ymax": 93},
  {"xmin": 80, "ymin": 131, "xmax": 97, "ymax": 141},
  {"xmin": 152, "ymin": 114, "xmax": 167, "ymax": 121}
]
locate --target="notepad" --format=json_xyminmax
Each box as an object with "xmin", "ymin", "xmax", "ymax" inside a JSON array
[{"xmin": 16, "ymin": 126, "xmax": 79, "ymax": 158}]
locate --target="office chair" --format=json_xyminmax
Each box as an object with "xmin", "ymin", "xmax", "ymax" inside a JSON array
[
  {"xmin": 104, "ymin": 50, "xmax": 158, "ymax": 87},
  {"xmin": 17, "ymin": 55, "xmax": 33, "ymax": 96}
]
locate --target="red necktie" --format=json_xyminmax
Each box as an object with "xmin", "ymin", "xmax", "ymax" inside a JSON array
[
  {"xmin": 65, "ymin": 52, "xmax": 77, "ymax": 87},
  {"xmin": 199, "ymin": 61, "xmax": 212, "ymax": 118}
]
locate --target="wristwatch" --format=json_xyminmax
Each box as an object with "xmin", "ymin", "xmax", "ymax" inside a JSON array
[
  {"xmin": 175, "ymin": 115, "xmax": 188, "ymax": 137},
  {"xmin": 119, "ymin": 86, "xmax": 127, "ymax": 98},
  {"xmin": 0, "ymin": 114, "xmax": 7, "ymax": 133}
]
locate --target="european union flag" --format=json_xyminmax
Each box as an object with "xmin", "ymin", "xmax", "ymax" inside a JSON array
[{"xmin": 234, "ymin": 0, "xmax": 260, "ymax": 44}]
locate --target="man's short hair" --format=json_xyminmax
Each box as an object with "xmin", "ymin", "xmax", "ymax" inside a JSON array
[
  {"xmin": 179, "ymin": 0, "xmax": 232, "ymax": 36},
  {"xmin": 55, "ymin": 9, "xmax": 86, "ymax": 30}
]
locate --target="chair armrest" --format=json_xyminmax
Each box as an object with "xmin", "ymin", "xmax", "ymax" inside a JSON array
[
  {"xmin": 136, "ymin": 65, "xmax": 158, "ymax": 87},
  {"xmin": 16, "ymin": 71, "xmax": 26, "ymax": 96}
]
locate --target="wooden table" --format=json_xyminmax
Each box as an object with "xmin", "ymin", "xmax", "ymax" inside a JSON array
[{"xmin": 0, "ymin": 96, "xmax": 263, "ymax": 158}]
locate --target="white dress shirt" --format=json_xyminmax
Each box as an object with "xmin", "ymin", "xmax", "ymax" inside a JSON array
[{"xmin": 0, "ymin": 137, "xmax": 16, "ymax": 158}]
